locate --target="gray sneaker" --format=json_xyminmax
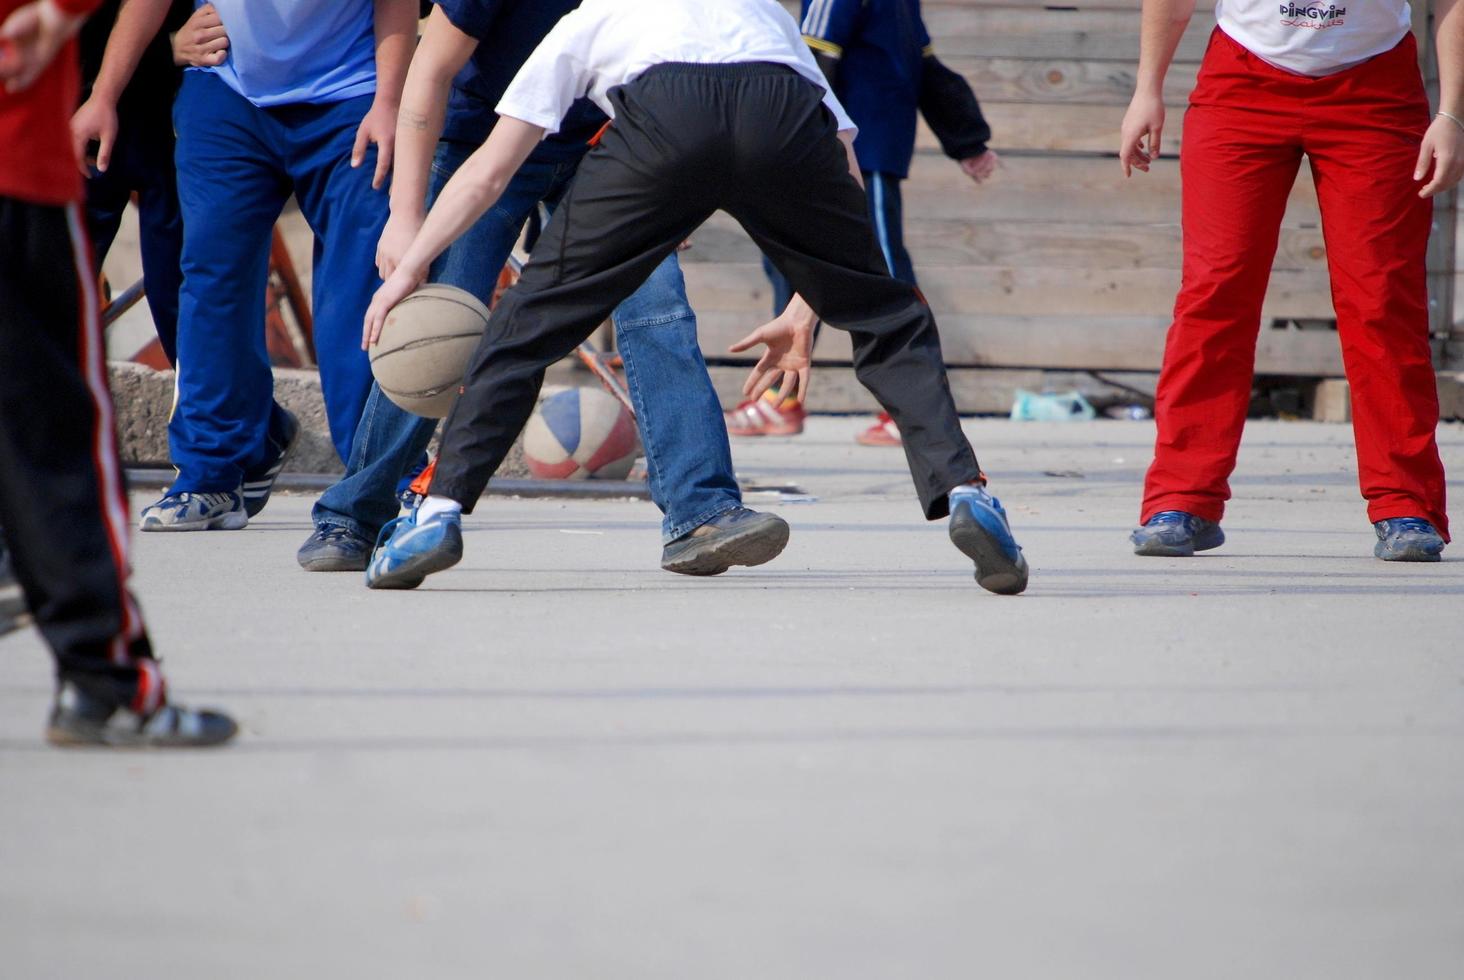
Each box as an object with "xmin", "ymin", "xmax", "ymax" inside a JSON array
[
  {"xmin": 297, "ymin": 524, "xmax": 374, "ymax": 572},
  {"xmin": 661, "ymin": 507, "xmax": 790, "ymax": 576},
  {"xmin": 1373, "ymin": 518, "xmax": 1445, "ymax": 562},
  {"xmin": 139, "ymin": 490, "xmax": 248, "ymax": 532},
  {"xmin": 47, "ymin": 682, "xmax": 237, "ymax": 748}
]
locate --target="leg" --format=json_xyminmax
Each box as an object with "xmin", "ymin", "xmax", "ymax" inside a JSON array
[
  {"xmin": 0, "ymin": 198, "xmax": 158, "ymax": 710},
  {"xmin": 285, "ymin": 93, "xmax": 385, "ymax": 466},
  {"xmin": 865, "ymin": 171, "xmax": 917, "ymax": 286},
  {"xmin": 1305, "ymin": 41, "xmax": 1448, "ymax": 541},
  {"xmin": 612, "ymin": 250, "xmax": 742, "ymax": 542},
  {"xmin": 1139, "ymin": 81, "xmax": 1302, "ymax": 526},
  {"xmin": 168, "ymin": 71, "xmax": 289, "ymax": 494},
  {"xmin": 724, "ymin": 102, "xmax": 978, "ymax": 518},
  {"xmin": 308, "ymin": 145, "xmax": 567, "ymax": 546},
  {"xmin": 130, "ymin": 115, "xmax": 184, "ymax": 364}
]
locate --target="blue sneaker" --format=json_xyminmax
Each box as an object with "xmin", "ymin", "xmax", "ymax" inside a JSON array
[
  {"xmin": 948, "ymin": 486, "xmax": 1029, "ymax": 595},
  {"xmin": 1373, "ymin": 517, "xmax": 1444, "ymax": 562},
  {"xmin": 365, "ymin": 508, "xmax": 464, "ymax": 590},
  {"xmin": 1131, "ymin": 511, "xmax": 1224, "ymax": 557},
  {"xmin": 139, "ymin": 490, "xmax": 248, "ymax": 531}
]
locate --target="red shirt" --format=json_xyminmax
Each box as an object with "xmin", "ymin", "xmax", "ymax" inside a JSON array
[{"xmin": 0, "ymin": 0, "xmax": 102, "ymax": 205}]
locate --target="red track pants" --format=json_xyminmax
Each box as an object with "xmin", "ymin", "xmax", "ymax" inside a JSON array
[{"xmin": 1141, "ymin": 29, "xmax": 1449, "ymax": 540}]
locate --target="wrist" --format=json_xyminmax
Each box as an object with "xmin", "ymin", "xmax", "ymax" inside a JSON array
[{"xmin": 1438, "ymin": 109, "xmax": 1464, "ymax": 133}]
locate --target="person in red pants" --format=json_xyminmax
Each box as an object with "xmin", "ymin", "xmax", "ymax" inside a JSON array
[
  {"xmin": 1119, "ymin": 0, "xmax": 1462, "ymax": 562},
  {"xmin": 0, "ymin": 0, "xmax": 235, "ymax": 746}
]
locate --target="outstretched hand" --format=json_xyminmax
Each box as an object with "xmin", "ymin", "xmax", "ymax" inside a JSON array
[
  {"xmin": 362, "ymin": 267, "xmax": 424, "ymax": 350},
  {"xmin": 728, "ymin": 296, "xmax": 816, "ymax": 402}
]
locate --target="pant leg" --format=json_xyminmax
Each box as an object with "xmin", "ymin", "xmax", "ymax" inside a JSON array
[
  {"xmin": 866, "ymin": 171, "xmax": 917, "ymax": 287},
  {"xmin": 311, "ymin": 144, "xmax": 565, "ymax": 538},
  {"xmin": 130, "ymin": 114, "xmax": 183, "ymax": 364},
  {"xmin": 0, "ymin": 197, "xmax": 163, "ymax": 713},
  {"xmin": 429, "ymin": 103, "xmax": 720, "ymax": 508},
  {"xmin": 83, "ymin": 152, "xmax": 131, "ymax": 267},
  {"xmin": 718, "ymin": 72, "xmax": 979, "ymax": 518},
  {"xmin": 1140, "ymin": 30, "xmax": 1303, "ymax": 525},
  {"xmin": 1302, "ymin": 36, "xmax": 1448, "ymax": 540},
  {"xmin": 281, "ymin": 93, "xmax": 384, "ymax": 466},
  {"xmin": 170, "ymin": 71, "xmax": 290, "ymax": 493},
  {"xmin": 611, "ymin": 251, "xmax": 742, "ymax": 541}
]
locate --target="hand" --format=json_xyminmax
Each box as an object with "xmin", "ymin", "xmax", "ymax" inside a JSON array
[
  {"xmin": 1119, "ymin": 91, "xmax": 1165, "ymax": 177},
  {"xmin": 960, "ymin": 149, "xmax": 999, "ymax": 184},
  {"xmin": 376, "ymin": 210, "xmax": 423, "ymax": 281},
  {"xmin": 0, "ymin": 0, "xmax": 85, "ymax": 93},
  {"xmin": 70, "ymin": 94, "xmax": 118, "ymax": 174},
  {"xmin": 727, "ymin": 294, "xmax": 816, "ymax": 402},
  {"xmin": 171, "ymin": 3, "xmax": 228, "ymax": 68},
  {"xmin": 353, "ymin": 99, "xmax": 398, "ymax": 190},
  {"xmin": 362, "ymin": 267, "xmax": 425, "ymax": 350},
  {"xmin": 1416, "ymin": 115, "xmax": 1464, "ymax": 198}
]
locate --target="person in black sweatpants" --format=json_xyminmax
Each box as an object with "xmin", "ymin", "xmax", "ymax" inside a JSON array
[{"xmin": 362, "ymin": 8, "xmax": 1029, "ymax": 596}]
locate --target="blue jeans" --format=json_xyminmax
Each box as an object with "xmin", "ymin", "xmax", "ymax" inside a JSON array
[
  {"xmin": 170, "ymin": 71, "xmax": 382, "ymax": 492},
  {"xmin": 313, "ymin": 139, "xmax": 739, "ymax": 543}
]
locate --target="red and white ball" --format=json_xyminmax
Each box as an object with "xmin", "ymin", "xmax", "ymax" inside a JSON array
[{"xmin": 523, "ymin": 386, "xmax": 640, "ymax": 480}]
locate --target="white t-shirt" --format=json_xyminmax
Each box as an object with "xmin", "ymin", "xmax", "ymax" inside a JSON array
[
  {"xmin": 496, "ymin": 0, "xmax": 857, "ymax": 138},
  {"xmin": 1216, "ymin": 0, "xmax": 1412, "ymax": 76}
]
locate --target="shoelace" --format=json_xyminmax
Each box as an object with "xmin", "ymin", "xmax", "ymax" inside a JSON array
[
  {"xmin": 170, "ymin": 491, "xmax": 235, "ymax": 510},
  {"xmin": 315, "ymin": 525, "xmax": 357, "ymax": 544},
  {"xmin": 1147, "ymin": 511, "xmax": 1194, "ymax": 528}
]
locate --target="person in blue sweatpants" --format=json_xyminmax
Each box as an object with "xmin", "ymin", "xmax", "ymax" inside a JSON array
[
  {"xmin": 298, "ymin": 0, "xmax": 781, "ymax": 579},
  {"xmin": 80, "ymin": 0, "xmax": 417, "ymax": 531}
]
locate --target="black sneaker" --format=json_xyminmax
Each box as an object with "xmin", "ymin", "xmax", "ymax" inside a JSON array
[
  {"xmin": 242, "ymin": 409, "xmax": 300, "ymax": 518},
  {"xmin": 297, "ymin": 523, "xmax": 374, "ymax": 572},
  {"xmin": 46, "ymin": 682, "xmax": 237, "ymax": 748},
  {"xmin": 661, "ymin": 507, "xmax": 790, "ymax": 576}
]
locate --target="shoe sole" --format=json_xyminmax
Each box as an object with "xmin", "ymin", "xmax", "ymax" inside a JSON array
[
  {"xmin": 949, "ymin": 508, "xmax": 1029, "ymax": 596},
  {"xmin": 139, "ymin": 511, "xmax": 249, "ymax": 532},
  {"xmin": 45, "ymin": 720, "xmax": 238, "ymax": 749},
  {"xmin": 367, "ymin": 538, "xmax": 464, "ymax": 590},
  {"xmin": 662, "ymin": 514, "xmax": 790, "ymax": 576},
  {"xmin": 298, "ymin": 553, "xmax": 369, "ymax": 573},
  {"xmin": 1132, "ymin": 529, "xmax": 1224, "ymax": 557},
  {"xmin": 1375, "ymin": 545, "xmax": 1443, "ymax": 562}
]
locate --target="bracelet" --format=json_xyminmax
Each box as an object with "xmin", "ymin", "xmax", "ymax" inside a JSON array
[{"xmin": 1438, "ymin": 110, "xmax": 1464, "ymax": 133}]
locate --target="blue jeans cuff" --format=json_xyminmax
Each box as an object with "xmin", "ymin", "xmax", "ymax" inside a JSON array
[{"xmin": 663, "ymin": 499, "xmax": 743, "ymax": 544}]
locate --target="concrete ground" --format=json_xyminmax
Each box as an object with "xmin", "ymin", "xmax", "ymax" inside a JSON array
[{"xmin": 2, "ymin": 416, "xmax": 1462, "ymax": 979}]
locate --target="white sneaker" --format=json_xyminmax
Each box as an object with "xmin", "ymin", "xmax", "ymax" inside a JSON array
[{"xmin": 139, "ymin": 490, "xmax": 248, "ymax": 531}]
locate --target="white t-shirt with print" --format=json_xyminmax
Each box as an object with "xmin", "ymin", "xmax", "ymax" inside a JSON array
[
  {"xmin": 496, "ymin": 0, "xmax": 857, "ymax": 138},
  {"xmin": 1216, "ymin": 0, "xmax": 1412, "ymax": 76}
]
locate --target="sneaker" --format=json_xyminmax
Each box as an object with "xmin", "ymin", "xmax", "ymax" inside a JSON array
[
  {"xmin": 365, "ymin": 507, "xmax": 464, "ymax": 590},
  {"xmin": 949, "ymin": 486, "xmax": 1029, "ymax": 595},
  {"xmin": 1373, "ymin": 517, "xmax": 1445, "ymax": 562},
  {"xmin": 139, "ymin": 490, "xmax": 248, "ymax": 531},
  {"xmin": 661, "ymin": 506, "xmax": 790, "ymax": 576},
  {"xmin": 46, "ymin": 681, "xmax": 237, "ymax": 748},
  {"xmin": 726, "ymin": 395, "xmax": 805, "ymax": 437},
  {"xmin": 297, "ymin": 524, "xmax": 374, "ymax": 572},
  {"xmin": 855, "ymin": 412, "xmax": 901, "ymax": 447},
  {"xmin": 1130, "ymin": 510, "xmax": 1224, "ymax": 557},
  {"xmin": 241, "ymin": 408, "xmax": 300, "ymax": 517}
]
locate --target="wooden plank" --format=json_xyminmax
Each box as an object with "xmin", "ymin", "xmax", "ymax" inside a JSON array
[
  {"xmin": 683, "ymin": 262, "xmax": 1334, "ymax": 320},
  {"xmin": 943, "ymin": 57, "xmax": 1198, "ymax": 108},
  {"xmin": 686, "ymin": 212, "xmax": 1329, "ymax": 272},
  {"xmin": 924, "ymin": 102, "xmax": 1189, "ymax": 154},
  {"xmin": 924, "ymin": 8, "xmax": 1215, "ymax": 61},
  {"xmin": 694, "ymin": 311, "xmax": 1345, "ymax": 374}
]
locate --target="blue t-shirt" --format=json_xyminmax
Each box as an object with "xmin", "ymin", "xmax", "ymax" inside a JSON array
[
  {"xmin": 801, "ymin": 0, "xmax": 931, "ymax": 179},
  {"xmin": 200, "ymin": 0, "xmax": 377, "ymax": 108},
  {"xmin": 435, "ymin": 0, "xmax": 606, "ymax": 159}
]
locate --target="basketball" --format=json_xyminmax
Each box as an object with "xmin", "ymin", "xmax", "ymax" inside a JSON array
[
  {"xmin": 368, "ymin": 284, "xmax": 489, "ymax": 418},
  {"xmin": 523, "ymin": 386, "xmax": 640, "ymax": 480}
]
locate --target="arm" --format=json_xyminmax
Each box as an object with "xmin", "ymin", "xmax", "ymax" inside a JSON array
[
  {"xmin": 0, "ymin": 0, "xmax": 97, "ymax": 92},
  {"xmin": 352, "ymin": 0, "xmax": 419, "ymax": 189},
  {"xmin": 65, "ymin": 0, "xmax": 169, "ymax": 169},
  {"xmin": 362, "ymin": 116, "xmax": 545, "ymax": 347},
  {"xmin": 1118, "ymin": 0, "xmax": 1195, "ymax": 177},
  {"xmin": 1419, "ymin": 0, "xmax": 1464, "ymax": 197},
  {"xmin": 919, "ymin": 54, "xmax": 997, "ymax": 183},
  {"xmin": 375, "ymin": 7, "xmax": 480, "ymax": 279}
]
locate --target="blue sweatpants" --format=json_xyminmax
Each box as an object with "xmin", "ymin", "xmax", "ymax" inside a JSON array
[{"xmin": 169, "ymin": 70, "xmax": 383, "ymax": 492}]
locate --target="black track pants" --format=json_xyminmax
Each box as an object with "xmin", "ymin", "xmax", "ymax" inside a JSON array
[
  {"xmin": 0, "ymin": 197, "xmax": 162, "ymax": 711},
  {"xmin": 432, "ymin": 62, "xmax": 980, "ymax": 520}
]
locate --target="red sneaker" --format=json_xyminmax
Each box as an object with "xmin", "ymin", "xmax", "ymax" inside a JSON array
[
  {"xmin": 855, "ymin": 412, "xmax": 901, "ymax": 446},
  {"xmin": 725, "ymin": 396, "xmax": 805, "ymax": 437}
]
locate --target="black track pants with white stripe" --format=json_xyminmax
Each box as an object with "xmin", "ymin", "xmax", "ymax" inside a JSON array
[{"xmin": 0, "ymin": 197, "xmax": 163, "ymax": 713}]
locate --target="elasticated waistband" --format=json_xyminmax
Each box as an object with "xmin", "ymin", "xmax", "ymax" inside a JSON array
[{"xmin": 639, "ymin": 61, "xmax": 800, "ymax": 81}]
